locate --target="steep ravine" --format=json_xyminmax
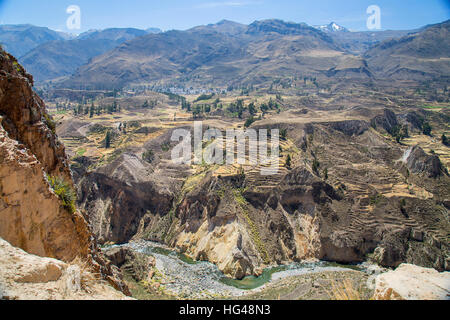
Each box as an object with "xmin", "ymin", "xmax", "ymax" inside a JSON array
[
  {"xmin": 0, "ymin": 48, "xmax": 129, "ymax": 297},
  {"xmin": 74, "ymin": 117, "xmax": 449, "ymax": 280}
]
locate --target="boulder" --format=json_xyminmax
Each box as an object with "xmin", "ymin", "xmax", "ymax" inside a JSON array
[{"xmin": 373, "ymin": 264, "xmax": 450, "ymax": 300}]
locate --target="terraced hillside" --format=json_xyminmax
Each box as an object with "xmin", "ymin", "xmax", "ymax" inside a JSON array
[{"xmin": 50, "ymin": 86, "xmax": 449, "ymax": 279}]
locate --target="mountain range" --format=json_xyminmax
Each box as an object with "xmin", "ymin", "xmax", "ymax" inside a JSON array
[{"xmin": 1, "ymin": 19, "xmax": 448, "ymax": 88}]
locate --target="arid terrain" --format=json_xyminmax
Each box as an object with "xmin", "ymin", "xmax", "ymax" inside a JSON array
[{"xmin": 0, "ymin": 17, "xmax": 449, "ymax": 300}]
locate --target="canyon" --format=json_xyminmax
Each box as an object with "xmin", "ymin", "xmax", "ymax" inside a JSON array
[{"xmin": 0, "ymin": 18, "xmax": 449, "ymax": 300}]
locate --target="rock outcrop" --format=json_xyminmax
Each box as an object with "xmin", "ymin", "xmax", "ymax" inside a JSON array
[
  {"xmin": 373, "ymin": 263, "xmax": 450, "ymax": 300},
  {"xmin": 104, "ymin": 246, "xmax": 155, "ymax": 282},
  {"xmin": 0, "ymin": 48, "xmax": 129, "ymax": 296},
  {"xmin": 403, "ymin": 145, "xmax": 448, "ymax": 178},
  {"xmin": 0, "ymin": 238, "xmax": 131, "ymax": 300}
]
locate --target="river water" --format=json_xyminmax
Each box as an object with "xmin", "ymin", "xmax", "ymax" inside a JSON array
[{"xmin": 108, "ymin": 240, "xmax": 370, "ymax": 298}]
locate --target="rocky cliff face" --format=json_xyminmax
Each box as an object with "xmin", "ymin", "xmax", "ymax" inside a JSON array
[
  {"xmin": 0, "ymin": 238, "xmax": 131, "ymax": 300},
  {"xmin": 0, "ymin": 48, "xmax": 129, "ymax": 295},
  {"xmin": 74, "ymin": 115, "xmax": 449, "ymax": 279}
]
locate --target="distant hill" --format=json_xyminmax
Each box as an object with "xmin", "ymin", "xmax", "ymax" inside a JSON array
[
  {"xmin": 19, "ymin": 28, "xmax": 150, "ymax": 82},
  {"xmin": 77, "ymin": 28, "xmax": 148, "ymax": 41},
  {"xmin": 365, "ymin": 20, "xmax": 450, "ymax": 79},
  {"xmin": 188, "ymin": 20, "xmax": 247, "ymax": 35},
  {"xmin": 62, "ymin": 19, "xmax": 372, "ymax": 90},
  {"xmin": 3, "ymin": 20, "xmax": 448, "ymax": 88},
  {"xmin": 330, "ymin": 29, "xmax": 417, "ymax": 55},
  {"xmin": 146, "ymin": 27, "xmax": 163, "ymax": 34},
  {"xmin": 0, "ymin": 24, "xmax": 71, "ymax": 58}
]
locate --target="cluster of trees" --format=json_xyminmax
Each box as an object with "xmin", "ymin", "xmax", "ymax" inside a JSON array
[
  {"xmin": 259, "ymin": 98, "xmax": 280, "ymax": 115},
  {"xmin": 141, "ymin": 99, "xmax": 157, "ymax": 109},
  {"xmin": 181, "ymin": 99, "xmax": 192, "ymax": 111},
  {"xmin": 188, "ymin": 97, "xmax": 282, "ymax": 123},
  {"xmin": 55, "ymin": 102, "xmax": 73, "ymax": 112},
  {"xmin": 73, "ymin": 100, "xmax": 121, "ymax": 117},
  {"xmin": 391, "ymin": 124, "xmax": 409, "ymax": 143},
  {"xmin": 194, "ymin": 93, "xmax": 215, "ymax": 102}
]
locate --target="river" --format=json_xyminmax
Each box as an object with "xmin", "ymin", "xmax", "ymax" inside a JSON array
[{"xmin": 106, "ymin": 240, "xmax": 373, "ymax": 299}]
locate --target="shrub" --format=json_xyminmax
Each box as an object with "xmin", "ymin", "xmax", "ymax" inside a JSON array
[
  {"xmin": 286, "ymin": 154, "xmax": 292, "ymax": 169},
  {"xmin": 142, "ymin": 149, "xmax": 154, "ymax": 163},
  {"xmin": 422, "ymin": 122, "xmax": 432, "ymax": 136},
  {"xmin": 104, "ymin": 130, "xmax": 112, "ymax": 148},
  {"xmin": 194, "ymin": 93, "xmax": 214, "ymax": 102},
  {"xmin": 43, "ymin": 113, "xmax": 56, "ymax": 134},
  {"xmin": 442, "ymin": 134, "xmax": 449, "ymax": 147},
  {"xmin": 280, "ymin": 128, "xmax": 288, "ymax": 140},
  {"xmin": 244, "ymin": 116, "xmax": 256, "ymax": 128},
  {"xmin": 47, "ymin": 175, "xmax": 76, "ymax": 214},
  {"xmin": 312, "ymin": 158, "xmax": 320, "ymax": 175}
]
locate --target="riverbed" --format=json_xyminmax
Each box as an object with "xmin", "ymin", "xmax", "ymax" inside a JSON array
[{"xmin": 107, "ymin": 240, "xmax": 374, "ymax": 299}]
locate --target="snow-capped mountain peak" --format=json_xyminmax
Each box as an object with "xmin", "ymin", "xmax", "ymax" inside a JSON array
[{"xmin": 314, "ymin": 22, "xmax": 349, "ymax": 33}]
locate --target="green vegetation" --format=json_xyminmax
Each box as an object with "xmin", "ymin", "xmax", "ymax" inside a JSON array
[
  {"xmin": 286, "ymin": 154, "xmax": 292, "ymax": 169},
  {"xmin": 12, "ymin": 60, "xmax": 22, "ymax": 73},
  {"xmin": 244, "ymin": 116, "xmax": 257, "ymax": 128},
  {"xmin": 43, "ymin": 113, "xmax": 56, "ymax": 134},
  {"xmin": 422, "ymin": 105, "xmax": 450, "ymax": 109},
  {"xmin": 280, "ymin": 128, "xmax": 288, "ymax": 141},
  {"xmin": 391, "ymin": 124, "xmax": 409, "ymax": 143},
  {"xmin": 142, "ymin": 99, "xmax": 157, "ymax": 109},
  {"xmin": 72, "ymin": 99, "xmax": 121, "ymax": 117},
  {"xmin": 248, "ymin": 102, "xmax": 257, "ymax": 116},
  {"xmin": 89, "ymin": 102, "xmax": 95, "ymax": 118},
  {"xmin": 442, "ymin": 133, "xmax": 449, "ymax": 147},
  {"xmin": 323, "ymin": 168, "xmax": 328, "ymax": 180},
  {"xmin": 312, "ymin": 158, "xmax": 320, "ymax": 175},
  {"xmin": 142, "ymin": 149, "xmax": 154, "ymax": 163},
  {"xmin": 233, "ymin": 190, "xmax": 270, "ymax": 264},
  {"xmin": 105, "ymin": 130, "xmax": 112, "ymax": 149},
  {"xmin": 76, "ymin": 148, "xmax": 87, "ymax": 157},
  {"xmin": 47, "ymin": 175, "xmax": 76, "ymax": 214},
  {"xmin": 161, "ymin": 142, "xmax": 171, "ymax": 152},
  {"xmin": 422, "ymin": 121, "xmax": 432, "ymax": 136},
  {"xmin": 194, "ymin": 93, "xmax": 214, "ymax": 102},
  {"xmin": 369, "ymin": 193, "xmax": 383, "ymax": 205}
]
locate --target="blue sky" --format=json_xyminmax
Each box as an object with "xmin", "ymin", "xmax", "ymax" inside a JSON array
[{"xmin": 0, "ymin": 0, "xmax": 449, "ymax": 33}]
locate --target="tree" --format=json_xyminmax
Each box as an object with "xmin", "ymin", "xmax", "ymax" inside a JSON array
[
  {"xmin": 244, "ymin": 116, "xmax": 256, "ymax": 128},
  {"xmin": 312, "ymin": 158, "xmax": 320, "ymax": 175},
  {"xmin": 113, "ymin": 99, "xmax": 118, "ymax": 112},
  {"xmin": 193, "ymin": 105, "xmax": 202, "ymax": 119},
  {"xmin": 105, "ymin": 130, "xmax": 111, "ymax": 149},
  {"xmin": 442, "ymin": 134, "xmax": 449, "ymax": 147},
  {"xmin": 280, "ymin": 128, "xmax": 288, "ymax": 141},
  {"xmin": 248, "ymin": 102, "xmax": 257, "ymax": 116},
  {"xmin": 89, "ymin": 103, "xmax": 95, "ymax": 118},
  {"xmin": 422, "ymin": 122, "xmax": 432, "ymax": 136},
  {"xmin": 286, "ymin": 154, "xmax": 292, "ymax": 169},
  {"xmin": 323, "ymin": 168, "xmax": 328, "ymax": 180}
]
